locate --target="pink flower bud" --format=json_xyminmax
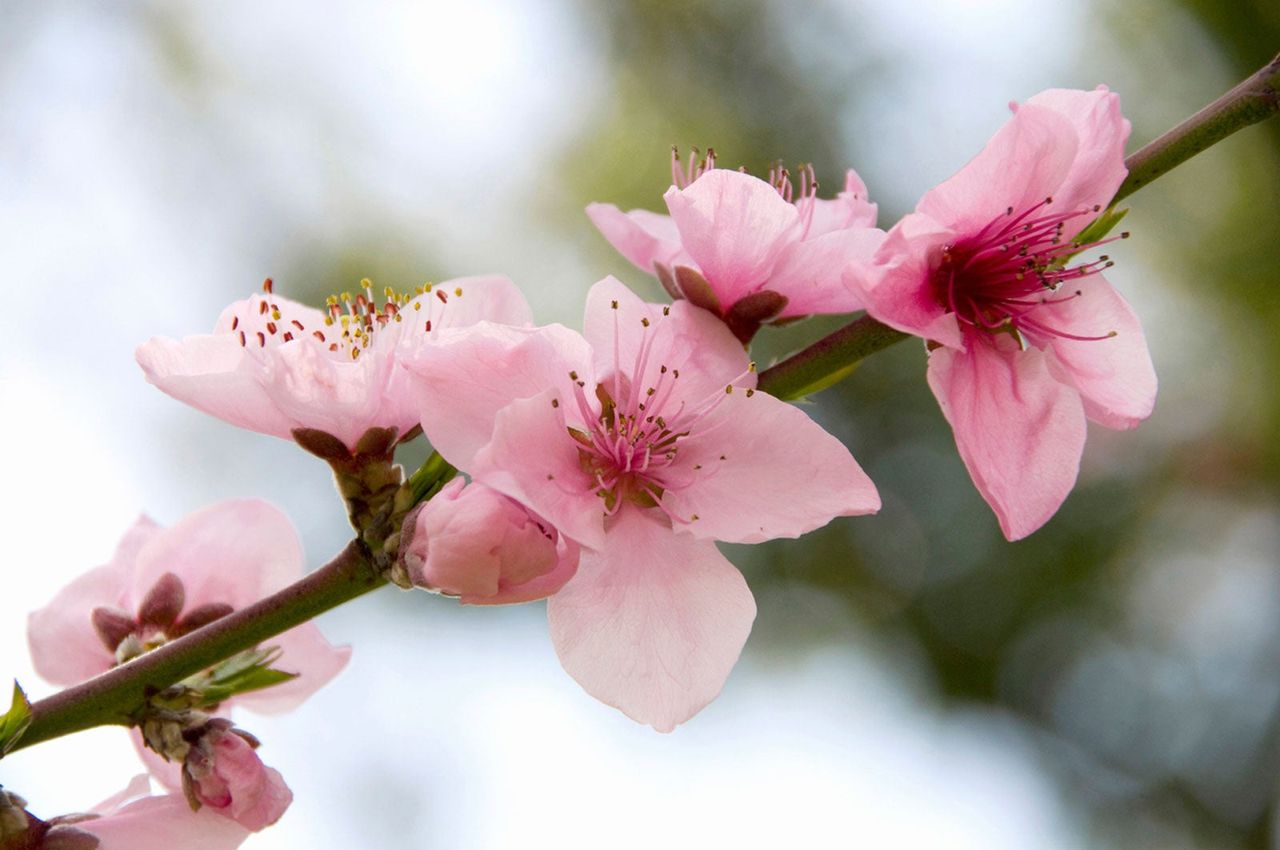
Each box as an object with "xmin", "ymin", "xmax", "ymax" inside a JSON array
[
  {"xmin": 183, "ymin": 725, "xmax": 291, "ymax": 832},
  {"xmin": 402, "ymin": 479, "xmax": 578, "ymax": 605}
]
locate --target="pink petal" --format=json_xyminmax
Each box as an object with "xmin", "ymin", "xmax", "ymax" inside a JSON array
[
  {"xmin": 131, "ymin": 730, "xmax": 183, "ymax": 792},
  {"xmin": 853, "ymin": 213, "xmax": 964, "ymax": 349},
  {"xmin": 664, "ymin": 169, "xmax": 801, "ymax": 306},
  {"xmin": 770, "ymin": 227, "xmax": 885, "ymax": 318},
  {"xmin": 135, "ymin": 334, "xmax": 297, "ymax": 441},
  {"xmin": 916, "ymin": 103, "xmax": 1078, "ymax": 234},
  {"xmin": 1025, "ymin": 87, "xmax": 1131, "ymax": 223},
  {"xmin": 585, "ymin": 203, "xmax": 694, "ymax": 272},
  {"xmin": 1038, "ymin": 275, "xmax": 1156, "ymax": 430},
  {"xmin": 80, "ymin": 790, "xmax": 251, "ymax": 850},
  {"xmin": 464, "ymin": 537, "xmax": 579, "ymax": 606},
  {"xmin": 261, "ymin": 338, "xmax": 406, "ymax": 450},
  {"xmin": 660, "ymin": 389, "xmax": 880, "ymax": 543},
  {"xmin": 547, "ymin": 507, "xmax": 756, "ymax": 732},
  {"xmin": 582, "ymin": 276, "xmax": 751, "ymax": 404},
  {"xmin": 805, "ymin": 169, "xmax": 878, "ymax": 236},
  {"xmin": 27, "ymin": 517, "xmax": 160, "ymax": 686},
  {"xmin": 403, "ymin": 322, "xmax": 593, "ymax": 469},
  {"xmin": 418, "ymin": 274, "xmax": 533, "ymax": 330},
  {"xmin": 472, "ymin": 390, "xmax": 606, "ymax": 551},
  {"xmin": 211, "ymin": 734, "xmax": 292, "ymax": 830},
  {"xmin": 927, "ymin": 338, "xmax": 1087, "ymax": 541},
  {"xmin": 131, "ymin": 500, "xmax": 303, "ymax": 612}
]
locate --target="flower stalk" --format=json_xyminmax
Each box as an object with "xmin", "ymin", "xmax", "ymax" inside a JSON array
[{"xmin": 757, "ymin": 52, "xmax": 1280, "ymax": 402}]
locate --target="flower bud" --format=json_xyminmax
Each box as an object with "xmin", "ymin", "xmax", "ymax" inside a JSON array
[
  {"xmin": 401, "ymin": 479, "xmax": 578, "ymax": 604},
  {"xmin": 182, "ymin": 721, "xmax": 291, "ymax": 832}
]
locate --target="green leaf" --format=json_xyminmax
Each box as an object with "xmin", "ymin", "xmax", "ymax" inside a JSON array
[
  {"xmin": 179, "ymin": 647, "xmax": 299, "ymax": 707},
  {"xmin": 776, "ymin": 361, "xmax": 861, "ymax": 401},
  {"xmin": 0, "ymin": 682, "xmax": 33, "ymax": 756}
]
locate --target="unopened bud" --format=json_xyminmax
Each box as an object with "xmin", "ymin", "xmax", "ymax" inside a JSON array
[
  {"xmin": 400, "ymin": 479, "xmax": 578, "ymax": 605},
  {"xmin": 181, "ymin": 722, "xmax": 292, "ymax": 831}
]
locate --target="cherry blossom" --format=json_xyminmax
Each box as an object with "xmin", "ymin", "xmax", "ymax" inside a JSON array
[
  {"xmin": 27, "ymin": 500, "xmax": 350, "ymax": 714},
  {"xmin": 588, "ymin": 151, "xmax": 883, "ymax": 341},
  {"xmin": 850, "ymin": 87, "xmax": 1157, "ymax": 541},
  {"xmin": 401, "ymin": 478, "xmax": 579, "ymax": 605},
  {"xmin": 136, "ymin": 275, "xmax": 532, "ymax": 450},
  {"xmin": 403, "ymin": 276, "xmax": 879, "ymax": 730}
]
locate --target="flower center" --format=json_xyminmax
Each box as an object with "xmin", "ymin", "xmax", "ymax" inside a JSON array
[
  {"xmin": 561, "ymin": 302, "xmax": 755, "ymax": 519},
  {"xmin": 231, "ymin": 277, "xmax": 465, "ymax": 360},
  {"xmin": 931, "ymin": 198, "xmax": 1128, "ymax": 345}
]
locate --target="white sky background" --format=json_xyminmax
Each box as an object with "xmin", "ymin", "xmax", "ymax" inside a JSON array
[{"xmin": 0, "ymin": 0, "xmax": 1267, "ymax": 847}]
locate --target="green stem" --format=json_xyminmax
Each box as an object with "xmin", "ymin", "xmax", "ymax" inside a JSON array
[
  {"xmin": 757, "ymin": 52, "xmax": 1280, "ymax": 400},
  {"xmin": 1114, "ymin": 52, "xmax": 1280, "ymax": 203},
  {"xmin": 756, "ymin": 317, "xmax": 908, "ymax": 400},
  {"xmin": 7, "ymin": 540, "xmax": 384, "ymax": 755}
]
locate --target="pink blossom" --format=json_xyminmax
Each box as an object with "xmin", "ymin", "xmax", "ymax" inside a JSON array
[
  {"xmin": 850, "ymin": 87, "xmax": 1157, "ymax": 540},
  {"xmin": 401, "ymin": 478, "xmax": 579, "ymax": 604},
  {"xmin": 27, "ymin": 500, "xmax": 350, "ymax": 714},
  {"xmin": 587, "ymin": 152, "xmax": 883, "ymax": 342},
  {"xmin": 403, "ymin": 276, "xmax": 880, "ymax": 730},
  {"xmin": 135, "ymin": 275, "xmax": 532, "ymax": 450},
  {"xmin": 61, "ymin": 775, "xmax": 251, "ymax": 850},
  {"xmin": 181, "ymin": 724, "xmax": 292, "ymax": 832}
]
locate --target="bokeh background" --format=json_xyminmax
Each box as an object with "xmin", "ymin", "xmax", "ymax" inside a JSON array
[{"xmin": 2, "ymin": 1, "xmax": 1278, "ymax": 847}]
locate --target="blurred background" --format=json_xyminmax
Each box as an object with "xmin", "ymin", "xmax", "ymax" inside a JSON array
[{"xmin": 1, "ymin": 1, "xmax": 1278, "ymax": 847}]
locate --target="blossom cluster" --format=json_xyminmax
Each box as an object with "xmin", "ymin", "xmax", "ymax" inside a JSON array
[{"xmin": 10, "ymin": 86, "xmax": 1155, "ymax": 847}]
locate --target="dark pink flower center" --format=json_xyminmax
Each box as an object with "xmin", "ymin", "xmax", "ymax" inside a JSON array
[
  {"xmin": 561, "ymin": 302, "xmax": 754, "ymax": 519},
  {"xmin": 932, "ymin": 198, "xmax": 1128, "ymax": 344},
  {"xmin": 232, "ymin": 277, "xmax": 462, "ymax": 360}
]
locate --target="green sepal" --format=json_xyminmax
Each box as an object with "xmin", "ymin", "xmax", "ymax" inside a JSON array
[
  {"xmin": 1059, "ymin": 205, "xmax": 1128, "ymax": 266},
  {"xmin": 0, "ymin": 682, "xmax": 33, "ymax": 757}
]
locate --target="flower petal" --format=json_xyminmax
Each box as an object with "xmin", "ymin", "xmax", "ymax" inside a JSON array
[
  {"xmin": 661, "ymin": 390, "xmax": 880, "ymax": 543},
  {"xmin": 27, "ymin": 517, "xmax": 160, "ymax": 685},
  {"xmin": 1038, "ymin": 275, "xmax": 1156, "ymax": 429},
  {"xmin": 585, "ymin": 203, "xmax": 693, "ymax": 273},
  {"xmin": 805, "ymin": 169, "xmax": 878, "ymax": 237},
  {"xmin": 853, "ymin": 213, "xmax": 964, "ymax": 349},
  {"xmin": 403, "ymin": 322, "xmax": 593, "ymax": 469},
  {"xmin": 131, "ymin": 500, "xmax": 303, "ymax": 611},
  {"xmin": 582, "ymin": 276, "xmax": 751, "ymax": 405},
  {"xmin": 1025, "ymin": 87, "xmax": 1130, "ymax": 222},
  {"xmin": 770, "ymin": 227, "xmax": 885, "ymax": 317},
  {"xmin": 927, "ymin": 338, "xmax": 1087, "ymax": 541},
  {"xmin": 547, "ymin": 507, "xmax": 756, "ymax": 732},
  {"xmin": 664, "ymin": 169, "xmax": 801, "ymax": 306},
  {"xmin": 410, "ymin": 274, "xmax": 534, "ymax": 331},
  {"xmin": 917, "ymin": 103, "xmax": 1078, "ymax": 234},
  {"xmin": 472, "ymin": 390, "xmax": 606, "ymax": 551},
  {"xmin": 79, "ymin": 792, "xmax": 251, "ymax": 850},
  {"xmin": 135, "ymin": 334, "xmax": 297, "ymax": 441}
]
